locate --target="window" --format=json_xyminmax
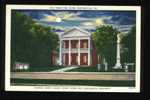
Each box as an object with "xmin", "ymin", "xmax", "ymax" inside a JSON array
[{"xmin": 83, "ymin": 42, "xmax": 87, "ymax": 48}]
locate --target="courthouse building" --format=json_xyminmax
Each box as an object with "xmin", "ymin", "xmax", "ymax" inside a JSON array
[{"xmin": 51, "ymin": 27, "xmax": 100, "ymax": 67}]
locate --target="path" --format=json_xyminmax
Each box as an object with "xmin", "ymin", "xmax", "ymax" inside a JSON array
[
  {"xmin": 11, "ymin": 72, "xmax": 135, "ymax": 80},
  {"xmin": 50, "ymin": 66, "xmax": 79, "ymax": 72}
]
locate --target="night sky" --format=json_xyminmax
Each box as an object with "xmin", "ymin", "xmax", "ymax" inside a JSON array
[{"xmin": 17, "ymin": 10, "xmax": 136, "ymax": 34}]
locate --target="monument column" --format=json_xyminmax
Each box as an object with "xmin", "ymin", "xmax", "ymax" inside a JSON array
[{"xmin": 113, "ymin": 33, "xmax": 122, "ymax": 69}]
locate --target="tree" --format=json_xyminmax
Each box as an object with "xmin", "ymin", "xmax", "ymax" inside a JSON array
[
  {"xmin": 121, "ymin": 26, "xmax": 136, "ymax": 63},
  {"xmin": 92, "ymin": 25, "xmax": 119, "ymax": 67},
  {"xmin": 11, "ymin": 11, "xmax": 59, "ymax": 68},
  {"xmin": 11, "ymin": 11, "xmax": 35, "ymax": 66},
  {"xmin": 29, "ymin": 23, "xmax": 59, "ymax": 66}
]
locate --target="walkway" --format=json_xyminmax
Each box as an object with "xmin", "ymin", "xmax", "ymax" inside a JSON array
[
  {"xmin": 50, "ymin": 66, "xmax": 79, "ymax": 72},
  {"xmin": 11, "ymin": 72, "xmax": 135, "ymax": 80}
]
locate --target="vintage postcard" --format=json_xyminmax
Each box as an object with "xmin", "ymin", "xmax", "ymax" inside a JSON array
[{"xmin": 5, "ymin": 5, "xmax": 141, "ymax": 92}]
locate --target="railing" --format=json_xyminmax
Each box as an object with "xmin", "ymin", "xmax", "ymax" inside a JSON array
[{"xmin": 62, "ymin": 48, "xmax": 89, "ymax": 53}]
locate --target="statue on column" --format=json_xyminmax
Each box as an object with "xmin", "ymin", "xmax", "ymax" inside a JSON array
[{"xmin": 113, "ymin": 33, "xmax": 122, "ymax": 69}]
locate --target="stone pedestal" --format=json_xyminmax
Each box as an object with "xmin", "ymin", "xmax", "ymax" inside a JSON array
[
  {"xmin": 104, "ymin": 62, "xmax": 108, "ymax": 71},
  {"xmin": 97, "ymin": 64, "xmax": 101, "ymax": 71}
]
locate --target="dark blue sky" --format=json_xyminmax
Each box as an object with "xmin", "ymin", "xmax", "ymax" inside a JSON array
[{"xmin": 17, "ymin": 10, "xmax": 136, "ymax": 33}]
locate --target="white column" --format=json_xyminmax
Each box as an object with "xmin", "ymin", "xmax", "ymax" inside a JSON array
[
  {"xmin": 88, "ymin": 38, "xmax": 91, "ymax": 66},
  {"xmin": 78, "ymin": 39, "xmax": 80, "ymax": 65},
  {"xmin": 59, "ymin": 39, "xmax": 62, "ymax": 65},
  {"xmin": 113, "ymin": 34, "xmax": 122, "ymax": 69},
  {"xmin": 69, "ymin": 40, "xmax": 71, "ymax": 65}
]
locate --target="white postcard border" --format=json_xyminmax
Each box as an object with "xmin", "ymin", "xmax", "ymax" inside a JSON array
[{"xmin": 5, "ymin": 5, "xmax": 141, "ymax": 92}]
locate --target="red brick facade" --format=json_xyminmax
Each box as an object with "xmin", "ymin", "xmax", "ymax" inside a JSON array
[
  {"xmin": 51, "ymin": 39, "xmax": 99, "ymax": 67},
  {"xmin": 51, "ymin": 27, "xmax": 100, "ymax": 67}
]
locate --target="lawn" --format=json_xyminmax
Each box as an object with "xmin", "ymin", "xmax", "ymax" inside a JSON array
[
  {"xmin": 66, "ymin": 66, "xmax": 135, "ymax": 72},
  {"xmin": 13, "ymin": 66, "xmax": 65, "ymax": 72},
  {"xmin": 13, "ymin": 65, "xmax": 135, "ymax": 72},
  {"xmin": 11, "ymin": 78, "xmax": 135, "ymax": 87}
]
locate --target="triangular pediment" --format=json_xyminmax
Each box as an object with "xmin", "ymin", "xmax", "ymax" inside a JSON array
[{"xmin": 62, "ymin": 27, "xmax": 90, "ymax": 38}]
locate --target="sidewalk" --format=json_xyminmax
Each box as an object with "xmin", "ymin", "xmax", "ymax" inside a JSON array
[
  {"xmin": 50, "ymin": 66, "xmax": 79, "ymax": 72},
  {"xmin": 11, "ymin": 72, "xmax": 135, "ymax": 80}
]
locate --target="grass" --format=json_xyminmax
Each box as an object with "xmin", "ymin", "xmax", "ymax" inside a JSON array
[
  {"xmin": 13, "ymin": 66, "xmax": 65, "ymax": 72},
  {"xmin": 12, "ymin": 65, "xmax": 135, "ymax": 72},
  {"xmin": 11, "ymin": 78, "xmax": 135, "ymax": 87},
  {"xmin": 66, "ymin": 66, "xmax": 135, "ymax": 72}
]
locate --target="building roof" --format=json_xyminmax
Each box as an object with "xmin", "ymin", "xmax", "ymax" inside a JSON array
[{"xmin": 61, "ymin": 27, "xmax": 91, "ymax": 38}]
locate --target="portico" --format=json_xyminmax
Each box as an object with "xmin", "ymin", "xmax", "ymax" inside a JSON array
[{"xmin": 59, "ymin": 27, "xmax": 92, "ymax": 66}]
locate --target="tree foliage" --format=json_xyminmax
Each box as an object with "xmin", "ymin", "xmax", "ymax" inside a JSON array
[
  {"xmin": 92, "ymin": 25, "xmax": 119, "ymax": 66},
  {"xmin": 121, "ymin": 26, "xmax": 136, "ymax": 63},
  {"xmin": 11, "ymin": 11, "xmax": 59, "ymax": 68}
]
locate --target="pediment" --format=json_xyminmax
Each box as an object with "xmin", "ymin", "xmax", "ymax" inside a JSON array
[{"xmin": 62, "ymin": 27, "xmax": 90, "ymax": 38}]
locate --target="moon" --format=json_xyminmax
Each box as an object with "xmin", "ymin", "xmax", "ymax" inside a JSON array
[{"xmin": 95, "ymin": 19, "xmax": 104, "ymax": 26}]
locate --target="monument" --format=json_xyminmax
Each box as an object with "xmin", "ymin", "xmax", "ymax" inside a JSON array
[{"xmin": 113, "ymin": 33, "xmax": 122, "ymax": 69}]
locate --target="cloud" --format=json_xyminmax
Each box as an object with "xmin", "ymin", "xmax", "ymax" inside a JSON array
[
  {"xmin": 39, "ymin": 14, "xmax": 61, "ymax": 22},
  {"xmin": 51, "ymin": 11, "xmax": 82, "ymax": 18},
  {"xmin": 34, "ymin": 11, "xmax": 135, "ymax": 34},
  {"xmin": 39, "ymin": 11, "xmax": 95, "ymax": 23},
  {"xmin": 79, "ymin": 16, "xmax": 112, "ymax": 31},
  {"xmin": 80, "ymin": 15, "xmax": 113, "ymax": 28},
  {"xmin": 117, "ymin": 25, "xmax": 134, "ymax": 33},
  {"xmin": 81, "ymin": 18, "xmax": 106, "ymax": 28},
  {"xmin": 78, "ymin": 25, "xmax": 96, "ymax": 30},
  {"xmin": 110, "ymin": 15, "xmax": 135, "ymax": 25},
  {"xmin": 110, "ymin": 24, "xmax": 134, "ymax": 33},
  {"xmin": 81, "ymin": 22, "xmax": 93, "ymax": 26},
  {"xmin": 40, "ymin": 11, "xmax": 84, "ymax": 22},
  {"xmin": 101, "ymin": 16, "xmax": 112, "ymax": 20}
]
